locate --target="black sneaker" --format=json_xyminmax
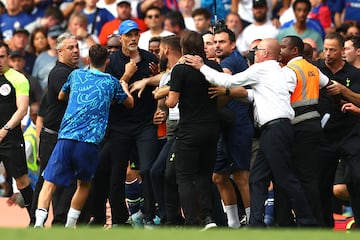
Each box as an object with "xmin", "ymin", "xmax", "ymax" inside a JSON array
[{"xmin": 200, "ymin": 216, "xmax": 217, "ymax": 231}]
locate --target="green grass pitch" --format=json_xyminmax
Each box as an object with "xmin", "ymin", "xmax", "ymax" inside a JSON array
[{"xmin": 0, "ymin": 227, "xmax": 359, "ymax": 240}]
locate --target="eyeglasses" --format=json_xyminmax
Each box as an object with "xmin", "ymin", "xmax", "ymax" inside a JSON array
[
  {"xmin": 253, "ymin": 46, "xmax": 266, "ymax": 52},
  {"xmin": 146, "ymin": 14, "xmax": 160, "ymax": 19}
]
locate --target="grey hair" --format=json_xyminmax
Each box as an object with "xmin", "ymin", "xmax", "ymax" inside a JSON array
[{"xmin": 56, "ymin": 33, "xmax": 77, "ymax": 50}]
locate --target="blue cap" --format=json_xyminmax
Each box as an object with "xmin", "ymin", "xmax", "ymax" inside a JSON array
[{"xmin": 118, "ymin": 20, "xmax": 140, "ymax": 35}]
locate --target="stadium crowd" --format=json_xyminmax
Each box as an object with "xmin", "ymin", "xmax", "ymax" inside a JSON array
[{"xmin": 0, "ymin": 0, "xmax": 360, "ymax": 231}]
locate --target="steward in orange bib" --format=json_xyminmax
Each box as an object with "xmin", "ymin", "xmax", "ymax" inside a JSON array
[{"xmin": 277, "ymin": 35, "xmax": 330, "ymax": 227}]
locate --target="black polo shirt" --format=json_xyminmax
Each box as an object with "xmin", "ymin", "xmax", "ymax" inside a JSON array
[
  {"xmin": 43, "ymin": 61, "xmax": 76, "ymax": 131},
  {"xmin": 314, "ymin": 59, "xmax": 360, "ymax": 137},
  {"xmin": 106, "ymin": 48, "xmax": 158, "ymax": 128}
]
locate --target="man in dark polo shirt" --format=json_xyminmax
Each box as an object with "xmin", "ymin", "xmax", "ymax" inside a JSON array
[
  {"xmin": 104, "ymin": 20, "xmax": 159, "ymax": 227},
  {"xmin": 314, "ymin": 32, "xmax": 360, "ymax": 228},
  {"xmin": 30, "ymin": 33, "xmax": 80, "ymax": 225}
]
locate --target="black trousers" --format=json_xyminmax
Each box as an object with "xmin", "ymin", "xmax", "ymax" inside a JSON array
[
  {"xmin": 275, "ymin": 119, "xmax": 324, "ymax": 226},
  {"xmin": 340, "ymin": 124, "xmax": 360, "ymax": 228},
  {"xmin": 174, "ymin": 125, "xmax": 219, "ymax": 225},
  {"xmin": 107, "ymin": 123, "xmax": 158, "ymax": 224},
  {"xmin": 249, "ymin": 120, "xmax": 316, "ymax": 227}
]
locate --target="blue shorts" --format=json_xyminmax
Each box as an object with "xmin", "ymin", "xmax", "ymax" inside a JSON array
[
  {"xmin": 214, "ymin": 122, "xmax": 253, "ymax": 173},
  {"xmin": 43, "ymin": 139, "xmax": 99, "ymax": 186}
]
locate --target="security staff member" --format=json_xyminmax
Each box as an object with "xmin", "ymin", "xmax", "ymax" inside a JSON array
[{"xmin": 278, "ymin": 35, "xmax": 329, "ymax": 226}]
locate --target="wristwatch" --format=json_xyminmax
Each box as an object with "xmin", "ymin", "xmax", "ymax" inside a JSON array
[{"xmin": 3, "ymin": 124, "xmax": 11, "ymax": 131}]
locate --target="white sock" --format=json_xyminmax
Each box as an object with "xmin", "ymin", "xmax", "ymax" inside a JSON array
[
  {"xmin": 224, "ymin": 204, "xmax": 240, "ymax": 228},
  {"xmin": 34, "ymin": 208, "xmax": 48, "ymax": 228},
  {"xmin": 65, "ymin": 208, "xmax": 81, "ymax": 228},
  {"xmin": 245, "ymin": 207, "xmax": 251, "ymax": 224}
]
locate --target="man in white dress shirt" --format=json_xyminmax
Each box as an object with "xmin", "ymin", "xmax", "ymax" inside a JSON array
[{"xmin": 184, "ymin": 38, "xmax": 317, "ymax": 227}]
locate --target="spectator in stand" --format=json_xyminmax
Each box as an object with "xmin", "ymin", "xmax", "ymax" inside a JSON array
[
  {"xmin": 280, "ymin": 0, "xmax": 326, "ymax": 39},
  {"xmin": 178, "ymin": 0, "xmax": 196, "ymax": 31},
  {"xmin": 308, "ymin": 0, "xmax": 332, "ymax": 33},
  {"xmin": 231, "ymin": 0, "xmax": 278, "ymax": 28},
  {"xmin": 28, "ymin": 27, "xmax": 50, "ymax": 57},
  {"xmin": 98, "ymin": 0, "xmax": 147, "ymax": 46},
  {"xmin": 334, "ymin": 0, "xmax": 360, "ymax": 29},
  {"xmin": 136, "ymin": 0, "xmax": 175, "ymax": 20},
  {"xmin": 164, "ymin": 11, "xmax": 187, "ymax": 37},
  {"xmin": 0, "ymin": 0, "xmax": 33, "ymax": 43},
  {"xmin": 192, "ymin": 8, "xmax": 211, "ymax": 33},
  {"xmin": 97, "ymin": 0, "xmax": 118, "ymax": 18},
  {"xmin": 81, "ymin": 0, "xmax": 115, "ymax": 37},
  {"xmin": 225, "ymin": 12, "xmax": 243, "ymax": 53},
  {"xmin": 66, "ymin": 12, "xmax": 97, "ymax": 67},
  {"xmin": 138, "ymin": 6, "xmax": 174, "ymax": 50},
  {"xmin": 9, "ymin": 28, "xmax": 36, "ymax": 75},
  {"xmin": 238, "ymin": 0, "xmax": 279, "ymax": 54},
  {"xmin": 21, "ymin": 0, "xmax": 46, "ymax": 23},
  {"xmin": 8, "ymin": 50, "xmax": 43, "ymax": 105},
  {"xmin": 32, "ymin": 25, "xmax": 64, "ymax": 90},
  {"xmin": 277, "ymin": 0, "xmax": 324, "ymax": 53},
  {"xmin": 345, "ymin": 22, "xmax": 360, "ymax": 36},
  {"xmin": 25, "ymin": 6, "xmax": 64, "ymax": 34},
  {"xmin": 201, "ymin": 0, "xmax": 231, "ymax": 22}
]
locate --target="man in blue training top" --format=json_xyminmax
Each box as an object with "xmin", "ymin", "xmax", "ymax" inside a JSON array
[{"xmin": 34, "ymin": 44, "xmax": 135, "ymax": 228}]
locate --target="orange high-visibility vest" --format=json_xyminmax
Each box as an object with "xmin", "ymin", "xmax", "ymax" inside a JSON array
[{"xmin": 287, "ymin": 58, "xmax": 321, "ymax": 124}]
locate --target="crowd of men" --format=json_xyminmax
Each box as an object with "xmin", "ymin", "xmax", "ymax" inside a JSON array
[{"xmin": 0, "ymin": 0, "xmax": 360, "ymax": 231}]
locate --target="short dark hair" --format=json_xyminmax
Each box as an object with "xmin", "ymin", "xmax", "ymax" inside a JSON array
[
  {"xmin": 89, "ymin": 44, "xmax": 109, "ymax": 68},
  {"xmin": 293, "ymin": 0, "xmax": 311, "ymax": 12},
  {"xmin": 149, "ymin": 36, "xmax": 162, "ymax": 45},
  {"xmin": 214, "ymin": 28, "xmax": 236, "ymax": 43},
  {"xmin": 161, "ymin": 35, "xmax": 181, "ymax": 53},
  {"xmin": 145, "ymin": 6, "xmax": 162, "ymax": 16},
  {"xmin": 165, "ymin": 11, "xmax": 186, "ymax": 30},
  {"xmin": 344, "ymin": 35, "xmax": 360, "ymax": 49},
  {"xmin": 191, "ymin": 8, "xmax": 211, "ymax": 20},
  {"xmin": 325, "ymin": 32, "xmax": 345, "ymax": 48},
  {"xmin": 44, "ymin": 6, "xmax": 64, "ymax": 23},
  {"xmin": 180, "ymin": 31, "xmax": 205, "ymax": 59},
  {"xmin": 0, "ymin": 42, "xmax": 10, "ymax": 56},
  {"xmin": 284, "ymin": 35, "xmax": 304, "ymax": 55}
]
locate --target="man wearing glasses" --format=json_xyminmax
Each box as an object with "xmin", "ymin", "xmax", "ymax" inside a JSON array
[
  {"xmin": 138, "ymin": 6, "xmax": 174, "ymax": 51},
  {"xmin": 184, "ymin": 38, "xmax": 317, "ymax": 227}
]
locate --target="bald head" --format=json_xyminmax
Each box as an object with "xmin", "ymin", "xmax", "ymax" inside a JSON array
[{"xmin": 255, "ymin": 38, "xmax": 280, "ymax": 63}]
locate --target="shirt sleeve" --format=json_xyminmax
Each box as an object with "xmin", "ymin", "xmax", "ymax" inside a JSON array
[
  {"xmin": 169, "ymin": 65, "xmax": 185, "ymax": 93},
  {"xmin": 113, "ymin": 76, "xmax": 128, "ymax": 104},
  {"xmin": 283, "ymin": 66, "xmax": 297, "ymax": 93},
  {"xmin": 6, "ymin": 70, "xmax": 30, "ymax": 96},
  {"xmin": 199, "ymin": 64, "xmax": 257, "ymax": 88},
  {"xmin": 319, "ymin": 69, "xmax": 330, "ymax": 89},
  {"xmin": 61, "ymin": 71, "xmax": 74, "ymax": 93}
]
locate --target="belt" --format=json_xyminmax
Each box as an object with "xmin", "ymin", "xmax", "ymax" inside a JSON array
[
  {"xmin": 42, "ymin": 127, "xmax": 58, "ymax": 135},
  {"xmin": 261, "ymin": 118, "xmax": 290, "ymax": 131}
]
